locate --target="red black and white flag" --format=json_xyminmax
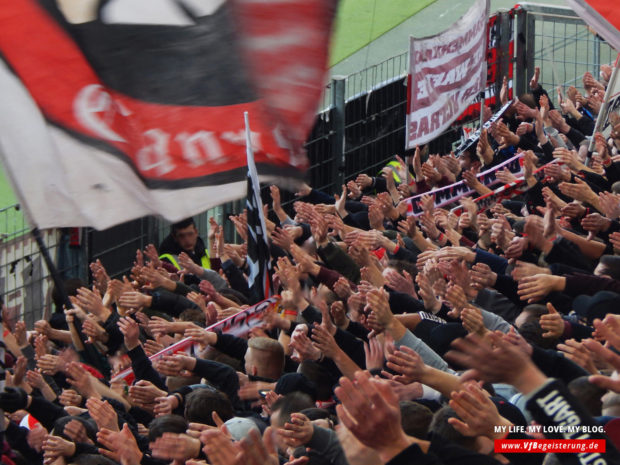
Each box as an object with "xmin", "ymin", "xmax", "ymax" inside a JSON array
[{"xmin": 0, "ymin": 0, "xmax": 338, "ymax": 230}]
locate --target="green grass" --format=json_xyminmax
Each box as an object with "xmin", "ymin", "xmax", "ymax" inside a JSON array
[
  {"xmin": 0, "ymin": 167, "xmax": 17, "ymax": 209},
  {"xmin": 329, "ymin": 0, "xmax": 437, "ymax": 66},
  {"xmin": 0, "ymin": 167, "xmax": 26, "ymax": 239}
]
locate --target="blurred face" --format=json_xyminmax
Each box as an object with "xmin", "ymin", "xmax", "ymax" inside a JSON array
[{"xmin": 174, "ymin": 225, "xmax": 198, "ymax": 252}]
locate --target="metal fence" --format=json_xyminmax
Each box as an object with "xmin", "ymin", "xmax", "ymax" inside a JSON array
[
  {"xmin": 514, "ymin": 3, "xmax": 617, "ymax": 107},
  {"xmin": 0, "ymin": 206, "xmax": 84, "ymax": 327},
  {"xmin": 1, "ymin": 3, "xmax": 616, "ymax": 325}
]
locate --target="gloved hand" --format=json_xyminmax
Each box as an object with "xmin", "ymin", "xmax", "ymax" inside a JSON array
[{"xmin": 0, "ymin": 387, "xmax": 28, "ymax": 413}]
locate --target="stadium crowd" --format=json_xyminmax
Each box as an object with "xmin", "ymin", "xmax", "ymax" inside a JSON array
[{"xmin": 1, "ymin": 64, "xmax": 620, "ymax": 465}]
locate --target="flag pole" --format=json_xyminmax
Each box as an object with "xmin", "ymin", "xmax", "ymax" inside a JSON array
[{"xmin": 479, "ymin": 0, "xmax": 490, "ymax": 131}]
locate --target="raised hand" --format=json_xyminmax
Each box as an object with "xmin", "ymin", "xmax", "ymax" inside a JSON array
[
  {"xmin": 461, "ymin": 307, "xmax": 487, "ymax": 337},
  {"xmin": 59, "ymin": 389, "xmax": 83, "ymax": 407},
  {"xmin": 200, "ymin": 428, "xmax": 241, "ymax": 465},
  {"xmin": 65, "ymin": 362, "xmax": 98, "ymax": 399},
  {"xmin": 75, "ymin": 286, "xmax": 108, "ymax": 319},
  {"xmin": 97, "ymin": 423, "xmax": 144, "ymax": 465},
  {"xmin": 118, "ymin": 291, "xmax": 151, "ymax": 312},
  {"xmin": 87, "ymin": 398, "xmax": 119, "ymax": 432},
  {"xmin": 90, "ymin": 259, "xmax": 110, "ymax": 296},
  {"xmin": 335, "ymin": 371, "xmax": 415, "ymax": 462},
  {"xmin": 510, "ymin": 260, "xmax": 550, "ymax": 282},
  {"xmin": 311, "ymin": 323, "xmax": 340, "ymax": 360},
  {"xmin": 43, "ymin": 434, "xmax": 76, "ymax": 461},
  {"xmin": 128, "ymin": 380, "xmax": 167, "ymax": 409},
  {"xmin": 383, "ymin": 269, "xmax": 416, "ymax": 298},
  {"xmin": 517, "ymin": 274, "xmax": 565, "ymax": 303},
  {"xmin": 557, "ymin": 339, "xmax": 598, "ymax": 374},
  {"xmin": 117, "ymin": 317, "xmax": 140, "ymax": 350},
  {"xmin": 364, "ymin": 336, "xmax": 385, "ymax": 371},
  {"xmin": 278, "ymin": 412, "xmax": 314, "ymax": 449},
  {"xmin": 559, "ymin": 178, "xmax": 597, "ymax": 205},
  {"xmin": 448, "ymin": 382, "xmax": 513, "ymax": 439},
  {"xmin": 469, "ymin": 263, "xmax": 497, "ymax": 290},
  {"xmin": 582, "ymin": 339, "xmax": 620, "ymax": 393},
  {"xmin": 446, "ymin": 332, "xmax": 546, "ymax": 394},
  {"xmin": 592, "ymin": 315, "xmax": 620, "ymax": 351},
  {"xmin": 289, "ymin": 325, "xmax": 321, "ymax": 363},
  {"xmin": 529, "ymin": 66, "xmax": 540, "ymax": 90},
  {"xmin": 143, "ymin": 244, "xmax": 161, "ymax": 268},
  {"xmin": 598, "ymin": 192, "xmax": 620, "ymax": 220},
  {"xmin": 37, "ymin": 354, "xmax": 64, "ymax": 376}
]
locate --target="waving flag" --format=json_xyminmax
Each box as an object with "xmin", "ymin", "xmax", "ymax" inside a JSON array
[
  {"xmin": 0, "ymin": 0, "xmax": 338, "ymax": 230},
  {"xmin": 244, "ymin": 113, "xmax": 273, "ymax": 303},
  {"xmin": 565, "ymin": 0, "xmax": 620, "ymax": 52}
]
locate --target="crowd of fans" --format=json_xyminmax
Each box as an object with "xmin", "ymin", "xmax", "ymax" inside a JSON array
[{"xmin": 1, "ymin": 63, "xmax": 620, "ymax": 465}]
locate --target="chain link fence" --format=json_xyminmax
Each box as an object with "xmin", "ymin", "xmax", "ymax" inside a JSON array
[{"xmin": 515, "ymin": 3, "xmax": 616, "ymax": 108}]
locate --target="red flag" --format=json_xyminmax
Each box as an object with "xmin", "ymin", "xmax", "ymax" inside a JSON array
[
  {"xmin": 0, "ymin": 0, "xmax": 337, "ymax": 229},
  {"xmin": 565, "ymin": 0, "xmax": 620, "ymax": 52}
]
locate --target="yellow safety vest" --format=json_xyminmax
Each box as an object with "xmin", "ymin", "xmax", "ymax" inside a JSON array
[
  {"xmin": 380, "ymin": 160, "xmax": 405, "ymax": 183},
  {"xmin": 159, "ymin": 252, "xmax": 211, "ymax": 270}
]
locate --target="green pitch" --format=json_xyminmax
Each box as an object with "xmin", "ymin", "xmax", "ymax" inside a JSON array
[
  {"xmin": 0, "ymin": 167, "xmax": 25, "ymax": 239},
  {"xmin": 329, "ymin": 0, "xmax": 437, "ymax": 66}
]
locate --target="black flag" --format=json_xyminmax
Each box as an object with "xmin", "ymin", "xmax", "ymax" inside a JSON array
[{"xmin": 244, "ymin": 113, "xmax": 272, "ymax": 303}]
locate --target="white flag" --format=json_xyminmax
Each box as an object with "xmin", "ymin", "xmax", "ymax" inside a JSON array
[{"xmin": 406, "ymin": 0, "xmax": 489, "ymax": 148}]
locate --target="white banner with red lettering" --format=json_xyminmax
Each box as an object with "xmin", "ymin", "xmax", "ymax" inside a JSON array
[
  {"xmin": 112, "ymin": 295, "xmax": 281, "ymax": 384},
  {"xmin": 406, "ymin": 0, "xmax": 489, "ymax": 148}
]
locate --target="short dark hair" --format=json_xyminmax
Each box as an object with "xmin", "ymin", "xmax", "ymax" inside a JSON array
[
  {"xmin": 71, "ymin": 454, "xmax": 118, "ymax": 465},
  {"xmin": 429, "ymin": 406, "xmax": 476, "ymax": 450},
  {"xmin": 179, "ymin": 308, "xmax": 206, "ymax": 327},
  {"xmin": 518, "ymin": 320, "xmax": 556, "ymax": 349},
  {"xmin": 171, "ymin": 218, "xmax": 196, "ymax": 234},
  {"xmin": 387, "ymin": 260, "xmax": 418, "ymax": 280},
  {"xmin": 518, "ymin": 93, "xmax": 537, "ymax": 108},
  {"xmin": 148, "ymin": 414, "xmax": 188, "ymax": 442},
  {"xmin": 568, "ymin": 376, "xmax": 605, "ymax": 417},
  {"xmin": 52, "ymin": 278, "xmax": 86, "ymax": 312},
  {"xmin": 520, "ymin": 304, "xmax": 548, "ymax": 322},
  {"xmin": 598, "ymin": 255, "xmax": 620, "ymax": 280},
  {"xmin": 400, "ymin": 401, "xmax": 433, "ymax": 438},
  {"xmin": 271, "ymin": 392, "xmax": 315, "ymax": 426},
  {"xmin": 52, "ymin": 416, "xmax": 97, "ymax": 443},
  {"xmin": 300, "ymin": 407, "xmax": 337, "ymax": 426},
  {"xmin": 297, "ymin": 361, "xmax": 335, "ymax": 401},
  {"xmin": 184, "ymin": 388, "xmax": 233, "ymax": 426}
]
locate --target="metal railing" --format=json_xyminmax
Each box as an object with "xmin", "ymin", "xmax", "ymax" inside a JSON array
[{"xmin": 0, "ymin": 205, "xmax": 84, "ymax": 327}]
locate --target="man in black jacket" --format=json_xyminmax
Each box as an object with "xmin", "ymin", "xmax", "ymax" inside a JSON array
[{"xmin": 158, "ymin": 218, "xmax": 211, "ymax": 271}]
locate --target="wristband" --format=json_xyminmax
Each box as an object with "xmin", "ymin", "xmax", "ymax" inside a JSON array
[{"xmin": 283, "ymin": 310, "xmax": 298, "ymax": 317}]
